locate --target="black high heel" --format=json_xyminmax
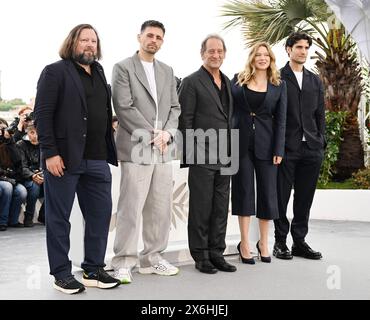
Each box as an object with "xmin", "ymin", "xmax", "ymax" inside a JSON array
[
  {"xmin": 237, "ymin": 242, "xmax": 255, "ymax": 264},
  {"xmin": 256, "ymin": 241, "xmax": 271, "ymax": 263}
]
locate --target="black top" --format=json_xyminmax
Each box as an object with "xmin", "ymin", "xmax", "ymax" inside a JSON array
[
  {"xmin": 244, "ymin": 86, "xmax": 266, "ymax": 113},
  {"xmin": 201, "ymin": 66, "xmax": 230, "ymax": 116},
  {"xmin": 74, "ymin": 62, "xmax": 108, "ymax": 160}
]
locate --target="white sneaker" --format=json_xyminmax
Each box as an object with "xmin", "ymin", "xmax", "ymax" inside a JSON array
[
  {"xmin": 139, "ymin": 259, "xmax": 179, "ymax": 276},
  {"xmin": 113, "ymin": 268, "xmax": 133, "ymax": 284}
]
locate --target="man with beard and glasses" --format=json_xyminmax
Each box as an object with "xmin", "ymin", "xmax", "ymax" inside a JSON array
[
  {"xmin": 34, "ymin": 24, "xmax": 120, "ymax": 294},
  {"xmin": 111, "ymin": 20, "xmax": 180, "ymax": 284}
]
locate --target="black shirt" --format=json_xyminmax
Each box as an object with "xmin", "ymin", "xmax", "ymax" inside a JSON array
[
  {"xmin": 244, "ymin": 86, "xmax": 266, "ymax": 113},
  {"xmin": 74, "ymin": 62, "xmax": 108, "ymax": 160},
  {"xmin": 202, "ymin": 66, "xmax": 230, "ymax": 116}
]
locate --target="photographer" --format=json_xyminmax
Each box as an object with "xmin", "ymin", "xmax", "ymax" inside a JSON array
[
  {"xmin": 0, "ymin": 118, "xmax": 27, "ymax": 231},
  {"xmin": 10, "ymin": 106, "xmax": 34, "ymax": 142},
  {"xmin": 17, "ymin": 122, "xmax": 44, "ymax": 227}
]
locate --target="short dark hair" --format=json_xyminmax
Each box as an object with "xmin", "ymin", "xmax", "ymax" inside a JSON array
[
  {"xmin": 285, "ymin": 32, "xmax": 312, "ymax": 48},
  {"xmin": 59, "ymin": 24, "xmax": 102, "ymax": 60},
  {"xmin": 140, "ymin": 20, "xmax": 165, "ymax": 35},
  {"xmin": 200, "ymin": 34, "xmax": 227, "ymax": 55}
]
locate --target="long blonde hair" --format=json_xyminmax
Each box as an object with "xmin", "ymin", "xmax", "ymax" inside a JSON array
[{"xmin": 237, "ymin": 42, "xmax": 281, "ymax": 86}]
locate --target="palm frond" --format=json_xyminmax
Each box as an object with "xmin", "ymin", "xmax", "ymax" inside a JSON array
[{"xmin": 221, "ymin": 0, "xmax": 329, "ymax": 47}]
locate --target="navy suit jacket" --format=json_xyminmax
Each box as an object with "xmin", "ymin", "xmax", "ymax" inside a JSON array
[
  {"xmin": 280, "ymin": 62, "xmax": 326, "ymax": 151},
  {"xmin": 34, "ymin": 59, "xmax": 117, "ymax": 171},
  {"xmin": 231, "ymin": 75, "xmax": 287, "ymax": 160}
]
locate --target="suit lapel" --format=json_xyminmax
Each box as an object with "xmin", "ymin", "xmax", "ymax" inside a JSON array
[
  {"xmin": 66, "ymin": 60, "xmax": 87, "ymax": 111},
  {"xmin": 224, "ymin": 75, "xmax": 233, "ymax": 121},
  {"xmin": 261, "ymin": 82, "xmax": 274, "ymax": 114},
  {"xmin": 154, "ymin": 60, "xmax": 165, "ymax": 105},
  {"xmin": 94, "ymin": 62, "xmax": 111, "ymax": 100},
  {"xmin": 302, "ymin": 67, "xmax": 311, "ymax": 91},
  {"xmin": 132, "ymin": 53, "xmax": 156, "ymax": 103},
  {"xmin": 282, "ymin": 63, "xmax": 301, "ymax": 91},
  {"xmin": 198, "ymin": 68, "xmax": 227, "ymax": 118}
]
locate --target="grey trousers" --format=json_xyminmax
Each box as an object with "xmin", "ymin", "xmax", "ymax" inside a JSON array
[{"xmin": 111, "ymin": 162, "xmax": 173, "ymax": 269}]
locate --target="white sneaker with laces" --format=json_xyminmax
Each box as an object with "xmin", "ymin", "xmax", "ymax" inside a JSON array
[
  {"xmin": 139, "ymin": 259, "xmax": 179, "ymax": 276},
  {"xmin": 113, "ymin": 268, "xmax": 133, "ymax": 284}
]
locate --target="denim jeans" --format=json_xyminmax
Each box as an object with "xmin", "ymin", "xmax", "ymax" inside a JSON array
[
  {"xmin": 23, "ymin": 180, "xmax": 44, "ymax": 218},
  {"xmin": 0, "ymin": 181, "xmax": 27, "ymax": 225}
]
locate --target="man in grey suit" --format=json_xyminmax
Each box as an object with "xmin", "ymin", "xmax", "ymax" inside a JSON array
[{"xmin": 111, "ymin": 20, "xmax": 181, "ymax": 283}]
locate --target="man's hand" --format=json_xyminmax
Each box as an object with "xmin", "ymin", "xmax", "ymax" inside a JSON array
[
  {"xmin": 32, "ymin": 172, "xmax": 44, "ymax": 185},
  {"xmin": 273, "ymin": 156, "xmax": 282, "ymax": 165},
  {"xmin": 46, "ymin": 155, "xmax": 65, "ymax": 177},
  {"xmin": 151, "ymin": 130, "xmax": 171, "ymax": 154},
  {"xmin": 17, "ymin": 113, "xmax": 27, "ymax": 131}
]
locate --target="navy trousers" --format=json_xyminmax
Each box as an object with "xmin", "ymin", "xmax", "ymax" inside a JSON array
[{"xmin": 44, "ymin": 160, "xmax": 112, "ymax": 280}]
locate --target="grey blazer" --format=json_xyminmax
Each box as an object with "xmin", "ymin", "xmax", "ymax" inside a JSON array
[{"xmin": 112, "ymin": 52, "xmax": 181, "ymax": 163}]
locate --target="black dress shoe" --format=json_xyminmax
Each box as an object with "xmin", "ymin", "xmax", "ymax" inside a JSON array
[
  {"xmin": 0, "ymin": 225, "xmax": 7, "ymax": 231},
  {"xmin": 195, "ymin": 260, "xmax": 218, "ymax": 274},
  {"xmin": 210, "ymin": 258, "xmax": 237, "ymax": 272},
  {"xmin": 8, "ymin": 222, "xmax": 24, "ymax": 228},
  {"xmin": 273, "ymin": 242, "xmax": 293, "ymax": 260},
  {"xmin": 292, "ymin": 241, "xmax": 322, "ymax": 260}
]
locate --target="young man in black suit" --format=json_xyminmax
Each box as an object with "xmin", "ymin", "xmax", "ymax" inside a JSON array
[
  {"xmin": 178, "ymin": 34, "xmax": 236, "ymax": 274},
  {"xmin": 273, "ymin": 32, "xmax": 325, "ymax": 260},
  {"xmin": 34, "ymin": 24, "xmax": 120, "ymax": 294}
]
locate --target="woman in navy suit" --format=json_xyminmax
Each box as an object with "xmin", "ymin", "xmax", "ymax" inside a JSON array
[{"xmin": 231, "ymin": 42, "xmax": 287, "ymax": 263}]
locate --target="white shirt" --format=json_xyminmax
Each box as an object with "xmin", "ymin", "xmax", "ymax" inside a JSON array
[
  {"xmin": 141, "ymin": 60, "xmax": 159, "ymax": 129},
  {"xmin": 293, "ymin": 70, "xmax": 303, "ymax": 90},
  {"xmin": 293, "ymin": 70, "xmax": 306, "ymax": 141}
]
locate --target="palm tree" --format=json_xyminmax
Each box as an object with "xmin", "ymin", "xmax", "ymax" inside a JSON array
[{"xmin": 221, "ymin": 0, "xmax": 364, "ymax": 180}]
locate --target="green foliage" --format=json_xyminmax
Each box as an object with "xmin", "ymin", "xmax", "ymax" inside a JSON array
[
  {"xmin": 352, "ymin": 167, "xmax": 370, "ymax": 189},
  {"xmin": 318, "ymin": 110, "xmax": 347, "ymax": 185},
  {"xmin": 221, "ymin": 0, "xmax": 330, "ymax": 48},
  {"xmin": 0, "ymin": 98, "xmax": 26, "ymax": 111},
  {"xmin": 317, "ymin": 179, "xmax": 356, "ymax": 189}
]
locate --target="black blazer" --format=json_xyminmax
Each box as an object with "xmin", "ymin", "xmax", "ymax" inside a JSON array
[
  {"xmin": 178, "ymin": 67, "xmax": 233, "ymax": 169},
  {"xmin": 281, "ymin": 62, "xmax": 325, "ymax": 151},
  {"xmin": 34, "ymin": 59, "xmax": 117, "ymax": 171},
  {"xmin": 231, "ymin": 75, "xmax": 287, "ymax": 160}
]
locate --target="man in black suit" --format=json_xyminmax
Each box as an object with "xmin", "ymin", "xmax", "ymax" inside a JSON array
[
  {"xmin": 34, "ymin": 24, "xmax": 120, "ymax": 294},
  {"xmin": 273, "ymin": 32, "xmax": 325, "ymax": 260},
  {"xmin": 178, "ymin": 34, "xmax": 236, "ymax": 274}
]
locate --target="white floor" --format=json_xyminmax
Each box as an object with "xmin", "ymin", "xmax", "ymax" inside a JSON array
[{"xmin": 1, "ymin": 219, "xmax": 370, "ymax": 300}]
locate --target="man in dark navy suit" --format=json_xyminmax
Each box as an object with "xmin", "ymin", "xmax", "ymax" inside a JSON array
[
  {"xmin": 34, "ymin": 24, "xmax": 120, "ymax": 294},
  {"xmin": 273, "ymin": 32, "xmax": 325, "ymax": 260}
]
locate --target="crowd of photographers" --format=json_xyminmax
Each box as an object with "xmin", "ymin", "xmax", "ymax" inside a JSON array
[{"xmin": 0, "ymin": 106, "xmax": 45, "ymax": 231}]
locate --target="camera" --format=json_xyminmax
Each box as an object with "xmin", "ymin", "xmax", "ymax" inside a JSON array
[
  {"xmin": 25, "ymin": 112, "xmax": 34, "ymax": 122},
  {"xmin": 5, "ymin": 117, "xmax": 20, "ymax": 135},
  {"xmin": 3, "ymin": 112, "xmax": 34, "ymax": 136}
]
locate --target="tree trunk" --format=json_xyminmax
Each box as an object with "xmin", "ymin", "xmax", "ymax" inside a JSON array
[{"xmin": 332, "ymin": 113, "xmax": 364, "ymax": 180}]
